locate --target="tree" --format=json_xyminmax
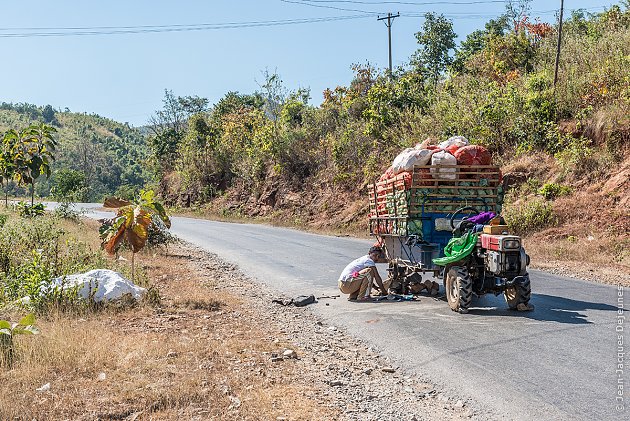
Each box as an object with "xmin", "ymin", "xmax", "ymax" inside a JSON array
[
  {"xmin": 42, "ymin": 104, "xmax": 56, "ymax": 124},
  {"xmin": 257, "ymin": 69, "xmax": 288, "ymax": 122},
  {"xmin": 505, "ymin": 0, "xmax": 532, "ymax": 32},
  {"xmin": 11, "ymin": 123, "xmax": 58, "ymax": 206},
  {"xmin": 50, "ymin": 168, "xmax": 87, "ymax": 202},
  {"xmin": 148, "ymin": 90, "xmax": 209, "ymax": 173},
  {"xmin": 411, "ymin": 13, "xmax": 457, "ymax": 86},
  {"xmin": 451, "ymin": 16, "xmax": 510, "ymax": 73},
  {"xmin": 0, "ymin": 132, "xmax": 18, "ymax": 206}
]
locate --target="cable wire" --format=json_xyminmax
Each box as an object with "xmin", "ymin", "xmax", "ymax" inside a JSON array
[{"xmin": 0, "ymin": 15, "xmax": 371, "ymax": 38}]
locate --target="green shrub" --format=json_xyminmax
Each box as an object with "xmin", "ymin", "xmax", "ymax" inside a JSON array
[
  {"xmin": 16, "ymin": 202, "xmax": 45, "ymax": 217},
  {"xmin": 554, "ymin": 137, "xmax": 594, "ymax": 175},
  {"xmin": 53, "ymin": 202, "xmax": 82, "ymax": 221},
  {"xmin": 146, "ymin": 215, "xmax": 179, "ymax": 251},
  {"xmin": 503, "ymin": 197, "xmax": 557, "ymax": 235},
  {"xmin": 538, "ymin": 183, "xmax": 572, "ymax": 200}
]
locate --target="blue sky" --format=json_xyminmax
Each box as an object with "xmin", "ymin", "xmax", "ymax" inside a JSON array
[{"xmin": 0, "ymin": 0, "xmax": 618, "ymax": 126}]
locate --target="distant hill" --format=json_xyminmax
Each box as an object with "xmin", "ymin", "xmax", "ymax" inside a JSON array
[{"xmin": 0, "ymin": 102, "xmax": 151, "ymax": 201}]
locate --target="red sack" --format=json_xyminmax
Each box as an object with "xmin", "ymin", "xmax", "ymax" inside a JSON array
[
  {"xmin": 416, "ymin": 168, "xmax": 433, "ymax": 186},
  {"xmin": 445, "ymin": 144, "xmax": 460, "ymax": 155},
  {"xmin": 454, "ymin": 145, "xmax": 492, "ymax": 166},
  {"xmin": 379, "ymin": 166, "xmax": 395, "ymax": 182},
  {"xmin": 398, "ymin": 171, "xmax": 412, "ymax": 189}
]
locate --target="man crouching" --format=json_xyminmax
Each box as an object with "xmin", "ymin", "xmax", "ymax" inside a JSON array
[{"xmin": 338, "ymin": 246, "xmax": 388, "ymax": 301}]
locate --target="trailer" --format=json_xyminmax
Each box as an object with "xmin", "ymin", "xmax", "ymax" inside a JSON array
[{"xmin": 368, "ymin": 164, "xmax": 532, "ymax": 313}]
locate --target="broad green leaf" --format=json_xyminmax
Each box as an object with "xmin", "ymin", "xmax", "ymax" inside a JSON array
[
  {"xmin": 0, "ymin": 320, "xmax": 11, "ymax": 330},
  {"xmin": 150, "ymin": 202, "xmax": 171, "ymax": 228},
  {"xmin": 18, "ymin": 313, "xmax": 35, "ymax": 326}
]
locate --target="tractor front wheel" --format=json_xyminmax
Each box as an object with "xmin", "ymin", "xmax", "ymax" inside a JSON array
[
  {"xmin": 445, "ymin": 266, "xmax": 473, "ymax": 313},
  {"xmin": 504, "ymin": 274, "xmax": 532, "ymax": 311}
]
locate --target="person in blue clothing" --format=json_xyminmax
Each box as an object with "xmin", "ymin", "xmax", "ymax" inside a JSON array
[{"xmin": 337, "ymin": 246, "xmax": 388, "ymax": 301}]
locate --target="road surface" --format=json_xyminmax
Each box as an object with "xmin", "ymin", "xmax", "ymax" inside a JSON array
[{"xmin": 73, "ymin": 203, "xmax": 628, "ymax": 420}]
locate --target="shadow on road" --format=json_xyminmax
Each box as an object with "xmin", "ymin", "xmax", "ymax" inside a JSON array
[{"xmin": 465, "ymin": 293, "xmax": 618, "ymax": 324}]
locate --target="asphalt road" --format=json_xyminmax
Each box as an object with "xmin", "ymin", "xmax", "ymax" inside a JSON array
[{"xmin": 73, "ymin": 203, "xmax": 628, "ymax": 420}]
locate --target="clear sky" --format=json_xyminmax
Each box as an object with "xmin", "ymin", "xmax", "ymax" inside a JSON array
[{"xmin": 0, "ymin": 0, "xmax": 618, "ymax": 126}]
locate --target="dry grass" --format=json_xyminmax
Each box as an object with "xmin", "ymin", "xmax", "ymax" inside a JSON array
[{"xmin": 0, "ymin": 219, "xmax": 338, "ymax": 420}]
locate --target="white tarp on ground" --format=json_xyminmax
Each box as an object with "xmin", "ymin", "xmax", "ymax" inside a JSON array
[{"xmin": 52, "ymin": 269, "xmax": 146, "ymax": 302}]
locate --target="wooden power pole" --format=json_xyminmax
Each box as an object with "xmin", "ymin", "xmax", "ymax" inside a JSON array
[
  {"xmin": 554, "ymin": 0, "xmax": 565, "ymax": 88},
  {"xmin": 377, "ymin": 12, "xmax": 400, "ymax": 76}
]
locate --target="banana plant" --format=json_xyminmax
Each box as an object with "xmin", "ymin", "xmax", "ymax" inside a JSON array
[
  {"xmin": 100, "ymin": 190, "xmax": 171, "ymax": 280},
  {"xmin": 0, "ymin": 313, "xmax": 39, "ymax": 367}
]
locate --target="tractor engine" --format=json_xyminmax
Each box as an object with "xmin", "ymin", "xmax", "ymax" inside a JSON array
[{"xmin": 480, "ymin": 234, "xmax": 529, "ymax": 278}]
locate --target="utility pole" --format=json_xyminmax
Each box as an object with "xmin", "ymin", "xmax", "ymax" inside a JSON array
[
  {"xmin": 553, "ymin": 0, "xmax": 564, "ymax": 88},
  {"xmin": 377, "ymin": 12, "xmax": 400, "ymax": 77}
]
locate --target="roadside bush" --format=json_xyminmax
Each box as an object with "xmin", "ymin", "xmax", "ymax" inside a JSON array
[
  {"xmin": 146, "ymin": 214, "xmax": 179, "ymax": 252},
  {"xmin": 502, "ymin": 197, "xmax": 557, "ymax": 235},
  {"xmin": 538, "ymin": 183, "xmax": 572, "ymax": 200},
  {"xmin": 53, "ymin": 202, "xmax": 82, "ymax": 221},
  {"xmin": 16, "ymin": 202, "xmax": 45, "ymax": 218}
]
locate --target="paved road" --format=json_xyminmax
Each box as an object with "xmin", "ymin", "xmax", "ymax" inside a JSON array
[{"xmin": 74, "ymin": 203, "xmax": 628, "ymax": 420}]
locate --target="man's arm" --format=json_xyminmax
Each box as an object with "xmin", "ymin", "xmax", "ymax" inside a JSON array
[{"xmin": 371, "ymin": 266, "xmax": 387, "ymax": 295}]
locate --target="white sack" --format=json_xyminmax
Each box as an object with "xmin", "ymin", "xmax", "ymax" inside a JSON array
[
  {"xmin": 430, "ymin": 150, "xmax": 458, "ymax": 180},
  {"xmin": 438, "ymin": 135, "xmax": 469, "ymax": 150},
  {"xmin": 51, "ymin": 269, "xmax": 146, "ymax": 302},
  {"xmin": 391, "ymin": 148, "xmax": 434, "ymax": 175}
]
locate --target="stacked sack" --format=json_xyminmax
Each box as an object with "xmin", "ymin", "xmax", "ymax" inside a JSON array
[{"xmin": 378, "ymin": 136, "xmax": 492, "ymax": 184}]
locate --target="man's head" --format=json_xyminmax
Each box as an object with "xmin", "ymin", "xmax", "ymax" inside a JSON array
[{"xmin": 368, "ymin": 246, "xmax": 385, "ymax": 261}]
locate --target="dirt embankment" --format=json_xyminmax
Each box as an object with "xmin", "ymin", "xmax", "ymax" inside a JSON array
[{"xmin": 1, "ymin": 242, "xmax": 478, "ymax": 420}]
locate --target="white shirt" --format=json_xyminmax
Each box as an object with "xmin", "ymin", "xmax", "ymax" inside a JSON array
[{"xmin": 338, "ymin": 255, "xmax": 376, "ymax": 282}]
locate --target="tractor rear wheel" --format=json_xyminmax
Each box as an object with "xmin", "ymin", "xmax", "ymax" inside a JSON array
[
  {"xmin": 504, "ymin": 274, "xmax": 532, "ymax": 310},
  {"xmin": 445, "ymin": 266, "xmax": 473, "ymax": 313}
]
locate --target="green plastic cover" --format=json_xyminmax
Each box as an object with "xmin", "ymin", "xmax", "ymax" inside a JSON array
[{"xmin": 432, "ymin": 231, "xmax": 479, "ymax": 266}]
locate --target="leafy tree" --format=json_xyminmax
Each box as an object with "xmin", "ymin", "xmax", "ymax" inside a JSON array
[
  {"xmin": 50, "ymin": 168, "xmax": 87, "ymax": 202},
  {"xmin": 10, "ymin": 123, "xmax": 58, "ymax": 206},
  {"xmin": 148, "ymin": 90, "xmax": 209, "ymax": 173},
  {"xmin": 411, "ymin": 13, "xmax": 457, "ymax": 85},
  {"xmin": 42, "ymin": 104, "xmax": 56, "ymax": 124},
  {"xmin": 451, "ymin": 16, "xmax": 510, "ymax": 73},
  {"xmin": 213, "ymin": 91, "xmax": 264, "ymax": 119},
  {"xmin": 0, "ymin": 132, "xmax": 18, "ymax": 206},
  {"xmin": 505, "ymin": 0, "xmax": 532, "ymax": 32}
]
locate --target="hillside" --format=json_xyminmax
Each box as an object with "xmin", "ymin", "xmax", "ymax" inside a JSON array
[
  {"xmin": 0, "ymin": 103, "xmax": 150, "ymax": 201},
  {"xmin": 149, "ymin": 4, "xmax": 629, "ymax": 278}
]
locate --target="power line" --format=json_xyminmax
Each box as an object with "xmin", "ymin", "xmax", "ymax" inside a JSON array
[
  {"xmin": 298, "ymin": 0, "xmax": 507, "ymax": 4},
  {"xmin": 0, "ymin": 15, "xmax": 370, "ymax": 38},
  {"xmin": 280, "ymin": 0, "xmax": 382, "ymax": 14}
]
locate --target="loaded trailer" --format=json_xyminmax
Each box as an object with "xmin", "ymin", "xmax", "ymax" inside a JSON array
[{"xmin": 368, "ymin": 164, "xmax": 532, "ymax": 313}]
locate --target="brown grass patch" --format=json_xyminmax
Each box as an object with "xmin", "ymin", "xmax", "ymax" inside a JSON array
[{"xmin": 0, "ymin": 234, "xmax": 338, "ymax": 420}]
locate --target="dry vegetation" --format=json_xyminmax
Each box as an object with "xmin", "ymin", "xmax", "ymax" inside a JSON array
[{"xmin": 0, "ymin": 219, "xmax": 339, "ymax": 420}]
